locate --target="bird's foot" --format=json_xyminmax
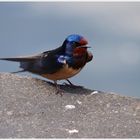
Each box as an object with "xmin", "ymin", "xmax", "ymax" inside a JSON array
[
  {"xmin": 54, "ymin": 81, "xmax": 64, "ymax": 96},
  {"xmin": 55, "ymin": 87, "xmax": 64, "ymax": 96}
]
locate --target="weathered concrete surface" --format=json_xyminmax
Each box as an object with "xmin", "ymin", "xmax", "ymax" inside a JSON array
[{"xmin": 0, "ymin": 73, "xmax": 140, "ymax": 138}]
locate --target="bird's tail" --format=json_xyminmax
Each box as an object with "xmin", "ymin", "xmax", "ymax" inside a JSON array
[
  {"xmin": 0, "ymin": 57, "xmax": 35, "ymax": 62},
  {"xmin": 0, "ymin": 55, "xmax": 40, "ymax": 73},
  {"xmin": 11, "ymin": 70, "xmax": 26, "ymax": 74}
]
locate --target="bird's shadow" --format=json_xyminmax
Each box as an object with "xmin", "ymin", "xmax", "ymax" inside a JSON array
[
  {"xmin": 45, "ymin": 80, "xmax": 93, "ymax": 95},
  {"xmin": 14, "ymin": 74, "xmax": 98, "ymax": 95}
]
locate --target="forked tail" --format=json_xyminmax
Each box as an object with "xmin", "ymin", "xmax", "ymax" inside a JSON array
[
  {"xmin": 0, "ymin": 57, "xmax": 35, "ymax": 62},
  {"xmin": 11, "ymin": 70, "xmax": 26, "ymax": 74}
]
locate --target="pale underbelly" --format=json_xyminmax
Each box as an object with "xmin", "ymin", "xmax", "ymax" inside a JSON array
[{"xmin": 41, "ymin": 64, "xmax": 82, "ymax": 80}]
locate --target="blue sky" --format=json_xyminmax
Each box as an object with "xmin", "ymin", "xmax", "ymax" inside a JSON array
[{"xmin": 0, "ymin": 2, "xmax": 140, "ymax": 97}]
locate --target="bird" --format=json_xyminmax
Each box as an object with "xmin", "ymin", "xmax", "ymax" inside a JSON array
[{"xmin": 0, "ymin": 34, "xmax": 93, "ymax": 94}]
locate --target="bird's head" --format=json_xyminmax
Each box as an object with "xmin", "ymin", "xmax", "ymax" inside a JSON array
[{"xmin": 62, "ymin": 34, "xmax": 90, "ymax": 56}]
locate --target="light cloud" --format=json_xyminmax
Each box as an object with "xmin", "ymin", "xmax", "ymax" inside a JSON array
[
  {"xmin": 27, "ymin": 2, "xmax": 140, "ymax": 37},
  {"xmin": 118, "ymin": 44, "xmax": 140, "ymax": 66}
]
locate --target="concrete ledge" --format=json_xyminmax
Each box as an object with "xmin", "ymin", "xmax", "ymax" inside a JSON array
[{"xmin": 0, "ymin": 73, "xmax": 140, "ymax": 138}]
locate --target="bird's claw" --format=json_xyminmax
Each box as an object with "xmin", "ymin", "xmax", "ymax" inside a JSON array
[
  {"xmin": 55, "ymin": 88, "xmax": 64, "ymax": 96},
  {"xmin": 54, "ymin": 81, "xmax": 64, "ymax": 96}
]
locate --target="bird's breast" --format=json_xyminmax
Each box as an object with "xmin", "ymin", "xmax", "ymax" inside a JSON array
[{"xmin": 41, "ymin": 64, "xmax": 82, "ymax": 80}]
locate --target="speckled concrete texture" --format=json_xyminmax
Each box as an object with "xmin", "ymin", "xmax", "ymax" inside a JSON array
[{"xmin": 0, "ymin": 73, "xmax": 140, "ymax": 138}]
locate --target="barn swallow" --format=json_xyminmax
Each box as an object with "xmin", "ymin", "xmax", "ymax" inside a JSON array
[{"xmin": 0, "ymin": 34, "xmax": 93, "ymax": 94}]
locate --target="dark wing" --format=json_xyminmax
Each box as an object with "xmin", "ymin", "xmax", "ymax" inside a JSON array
[
  {"xmin": 34, "ymin": 46, "xmax": 65, "ymax": 74},
  {"xmin": 0, "ymin": 46, "xmax": 65, "ymax": 75}
]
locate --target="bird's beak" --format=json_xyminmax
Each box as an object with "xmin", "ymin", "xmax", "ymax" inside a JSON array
[{"xmin": 78, "ymin": 46, "xmax": 91, "ymax": 49}]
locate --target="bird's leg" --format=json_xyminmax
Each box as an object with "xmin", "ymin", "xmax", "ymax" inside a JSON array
[
  {"xmin": 64, "ymin": 79, "xmax": 83, "ymax": 88},
  {"xmin": 54, "ymin": 80, "xmax": 63, "ymax": 96},
  {"xmin": 66, "ymin": 79, "xmax": 75, "ymax": 86},
  {"xmin": 63, "ymin": 79, "xmax": 73, "ymax": 86}
]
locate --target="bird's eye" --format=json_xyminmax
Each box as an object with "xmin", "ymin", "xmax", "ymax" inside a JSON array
[{"xmin": 72, "ymin": 41, "xmax": 79, "ymax": 47}]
